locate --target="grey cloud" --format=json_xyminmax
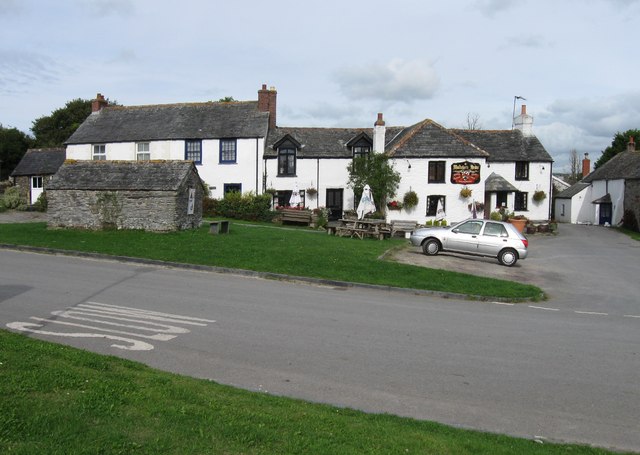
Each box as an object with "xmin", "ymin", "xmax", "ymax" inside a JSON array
[
  {"xmin": 473, "ymin": 0, "xmax": 517, "ymax": 16},
  {"xmin": 0, "ymin": 0, "xmax": 23, "ymax": 16},
  {"xmin": 84, "ymin": 0, "xmax": 134, "ymax": 16},
  {"xmin": 334, "ymin": 59, "xmax": 440, "ymax": 103},
  {"xmin": 0, "ymin": 51, "xmax": 61, "ymax": 94}
]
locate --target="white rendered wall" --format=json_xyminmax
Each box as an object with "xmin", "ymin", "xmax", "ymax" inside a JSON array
[{"xmin": 591, "ymin": 179, "xmax": 625, "ymax": 225}]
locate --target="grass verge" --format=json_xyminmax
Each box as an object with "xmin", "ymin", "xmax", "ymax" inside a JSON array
[
  {"xmin": 0, "ymin": 329, "xmax": 624, "ymax": 455},
  {"xmin": 0, "ymin": 221, "xmax": 542, "ymax": 300}
]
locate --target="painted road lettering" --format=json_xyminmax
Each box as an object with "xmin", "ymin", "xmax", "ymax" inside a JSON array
[{"xmin": 6, "ymin": 302, "xmax": 215, "ymax": 351}]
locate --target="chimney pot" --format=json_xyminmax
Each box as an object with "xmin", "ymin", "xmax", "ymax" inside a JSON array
[
  {"xmin": 628, "ymin": 136, "xmax": 636, "ymax": 152},
  {"xmin": 91, "ymin": 93, "xmax": 108, "ymax": 113},
  {"xmin": 521, "ymin": 105, "xmax": 527, "ymax": 115},
  {"xmin": 582, "ymin": 153, "xmax": 591, "ymax": 177},
  {"xmin": 375, "ymin": 113, "xmax": 385, "ymax": 126}
]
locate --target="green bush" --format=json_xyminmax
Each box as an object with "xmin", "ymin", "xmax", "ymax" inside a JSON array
[
  {"xmin": 0, "ymin": 198, "xmax": 7, "ymax": 213},
  {"xmin": 2, "ymin": 186, "xmax": 27, "ymax": 210},
  {"xmin": 203, "ymin": 192, "xmax": 274, "ymax": 222},
  {"xmin": 33, "ymin": 192, "xmax": 48, "ymax": 212}
]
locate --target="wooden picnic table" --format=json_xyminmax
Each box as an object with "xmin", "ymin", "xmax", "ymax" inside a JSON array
[{"xmin": 335, "ymin": 218, "xmax": 389, "ymax": 240}]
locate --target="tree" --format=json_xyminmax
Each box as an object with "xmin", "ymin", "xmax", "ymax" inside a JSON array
[
  {"xmin": 218, "ymin": 96, "xmax": 237, "ymax": 102},
  {"xmin": 0, "ymin": 124, "xmax": 33, "ymax": 180},
  {"xmin": 347, "ymin": 153, "xmax": 401, "ymax": 212},
  {"xmin": 567, "ymin": 148, "xmax": 581, "ymax": 184},
  {"xmin": 465, "ymin": 112, "xmax": 482, "ymax": 130},
  {"xmin": 595, "ymin": 129, "xmax": 640, "ymax": 169},
  {"xmin": 31, "ymin": 98, "xmax": 93, "ymax": 147}
]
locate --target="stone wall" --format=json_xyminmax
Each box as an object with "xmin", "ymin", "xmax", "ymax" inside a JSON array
[
  {"xmin": 624, "ymin": 179, "xmax": 640, "ymax": 231},
  {"xmin": 48, "ymin": 187, "xmax": 203, "ymax": 231}
]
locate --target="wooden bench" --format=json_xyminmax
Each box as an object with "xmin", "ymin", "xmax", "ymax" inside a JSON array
[
  {"xmin": 209, "ymin": 220, "xmax": 230, "ymax": 234},
  {"xmin": 390, "ymin": 219, "xmax": 418, "ymax": 237},
  {"xmin": 280, "ymin": 209, "xmax": 312, "ymax": 225}
]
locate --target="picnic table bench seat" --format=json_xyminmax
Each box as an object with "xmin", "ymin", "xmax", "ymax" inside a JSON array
[
  {"xmin": 390, "ymin": 219, "xmax": 418, "ymax": 237},
  {"xmin": 280, "ymin": 209, "xmax": 312, "ymax": 225}
]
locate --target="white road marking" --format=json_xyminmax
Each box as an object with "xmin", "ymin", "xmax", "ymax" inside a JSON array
[
  {"xmin": 6, "ymin": 321, "xmax": 154, "ymax": 351},
  {"xmin": 50, "ymin": 310, "xmax": 192, "ymax": 334},
  {"xmin": 6, "ymin": 301, "xmax": 216, "ymax": 351},
  {"xmin": 492, "ymin": 302, "xmax": 514, "ymax": 306},
  {"xmin": 28, "ymin": 317, "xmax": 178, "ymax": 341},
  {"xmin": 623, "ymin": 315, "xmax": 640, "ymax": 319},
  {"xmin": 528, "ymin": 305, "xmax": 559, "ymax": 311},
  {"xmin": 574, "ymin": 311, "xmax": 608, "ymax": 316}
]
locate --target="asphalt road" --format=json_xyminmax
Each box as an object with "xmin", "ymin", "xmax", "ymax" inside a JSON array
[{"xmin": 1, "ymin": 237, "xmax": 639, "ymax": 452}]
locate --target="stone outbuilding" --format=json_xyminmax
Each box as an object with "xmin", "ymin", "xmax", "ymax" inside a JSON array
[
  {"xmin": 10, "ymin": 148, "xmax": 66, "ymax": 205},
  {"xmin": 47, "ymin": 160, "xmax": 204, "ymax": 231}
]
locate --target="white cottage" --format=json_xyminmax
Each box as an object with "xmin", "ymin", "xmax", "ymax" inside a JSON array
[{"xmin": 65, "ymin": 85, "xmax": 553, "ymax": 225}]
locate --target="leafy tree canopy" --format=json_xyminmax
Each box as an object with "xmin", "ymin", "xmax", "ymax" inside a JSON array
[
  {"xmin": 347, "ymin": 153, "xmax": 401, "ymax": 211},
  {"xmin": 0, "ymin": 124, "xmax": 33, "ymax": 180},
  {"xmin": 31, "ymin": 98, "xmax": 93, "ymax": 147},
  {"xmin": 218, "ymin": 96, "xmax": 237, "ymax": 102},
  {"xmin": 595, "ymin": 129, "xmax": 640, "ymax": 169}
]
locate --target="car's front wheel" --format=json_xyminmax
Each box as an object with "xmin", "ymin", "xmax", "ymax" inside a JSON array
[
  {"xmin": 422, "ymin": 238, "xmax": 441, "ymax": 256},
  {"xmin": 498, "ymin": 248, "xmax": 518, "ymax": 266}
]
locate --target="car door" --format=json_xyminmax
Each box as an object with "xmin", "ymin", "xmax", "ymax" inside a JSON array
[
  {"xmin": 477, "ymin": 221, "xmax": 510, "ymax": 256},
  {"xmin": 445, "ymin": 220, "xmax": 483, "ymax": 253}
]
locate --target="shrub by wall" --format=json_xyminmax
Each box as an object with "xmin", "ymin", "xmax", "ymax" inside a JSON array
[{"xmin": 203, "ymin": 192, "xmax": 274, "ymax": 222}]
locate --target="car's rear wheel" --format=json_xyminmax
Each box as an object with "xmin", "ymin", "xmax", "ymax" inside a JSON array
[
  {"xmin": 422, "ymin": 238, "xmax": 441, "ymax": 256},
  {"xmin": 498, "ymin": 248, "xmax": 518, "ymax": 266}
]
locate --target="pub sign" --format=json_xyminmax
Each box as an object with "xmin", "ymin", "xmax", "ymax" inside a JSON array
[{"xmin": 451, "ymin": 161, "xmax": 481, "ymax": 184}]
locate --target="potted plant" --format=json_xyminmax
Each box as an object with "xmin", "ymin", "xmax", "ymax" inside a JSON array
[
  {"xmin": 306, "ymin": 187, "xmax": 317, "ymax": 198},
  {"xmin": 403, "ymin": 190, "xmax": 419, "ymax": 209},
  {"xmin": 459, "ymin": 186, "xmax": 472, "ymax": 198},
  {"xmin": 508, "ymin": 214, "xmax": 528, "ymax": 233},
  {"xmin": 533, "ymin": 190, "xmax": 547, "ymax": 202}
]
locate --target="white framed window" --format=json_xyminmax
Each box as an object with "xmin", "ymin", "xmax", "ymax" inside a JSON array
[
  {"xmin": 31, "ymin": 176, "xmax": 43, "ymax": 189},
  {"xmin": 92, "ymin": 144, "xmax": 106, "ymax": 160},
  {"xmin": 136, "ymin": 142, "xmax": 150, "ymax": 161}
]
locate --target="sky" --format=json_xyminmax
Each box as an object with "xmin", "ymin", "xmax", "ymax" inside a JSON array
[{"xmin": 1, "ymin": 0, "xmax": 639, "ymax": 172}]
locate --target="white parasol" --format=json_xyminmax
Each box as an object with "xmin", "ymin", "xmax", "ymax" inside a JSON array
[
  {"xmin": 435, "ymin": 197, "xmax": 446, "ymax": 221},
  {"xmin": 289, "ymin": 183, "xmax": 302, "ymax": 207},
  {"xmin": 356, "ymin": 184, "xmax": 376, "ymax": 220}
]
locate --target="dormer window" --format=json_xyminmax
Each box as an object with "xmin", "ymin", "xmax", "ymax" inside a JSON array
[
  {"xmin": 278, "ymin": 147, "xmax": 296, "ymax": 176},
  {"xmin": 353, "ymin": 145, "xmax": 371, "ymax": 159},
  {"xmin": 273, "ymin": 136, "xmax": 300, "ymax": 177}
]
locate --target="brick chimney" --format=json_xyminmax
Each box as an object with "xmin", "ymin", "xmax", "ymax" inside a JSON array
[
  {"xmin": 628, "ymin": 136, "xmax": 637, "ymax": 152},
  {"xmin": 258, "ymin": 84, "xmax": 277, "ymax": 129},
  {"xmin": 514, "ymin": 104, "xmax": 534, "ymax": 137},
  {"xmin": 373, "ymin": 113, "xmax": 386, "ymax": 153},
  {"xmin": 582, "ymin": 153, "xmax": 591, "ymax": 177},
  {"xmin": 91, "ymin": 93, "xmax": 108, "ymax": 113}
]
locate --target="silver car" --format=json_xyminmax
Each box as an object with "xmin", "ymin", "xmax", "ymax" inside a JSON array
[{"xmin": 409, "ymin": 219, "xmax": 528, "ymax": 266}]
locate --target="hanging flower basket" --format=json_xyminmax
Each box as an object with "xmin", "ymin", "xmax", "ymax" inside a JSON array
[
  {"xmin": 403, "ymin": 190, "xmax": 419, "ymax": 209},
  {"xmin": 306, "ymin": 187, "xmax": 317, "ymax": 197},
  {"xmin": 459, "ymin": 186, "xmax": 473, "ymax": 198},
  {"xmin": 533, "ymin": 190, "xmax": 547, "ymax": 202},
  {"xmin": 387, "ymin": 200, "xmax": 403, "ymax": 210}
]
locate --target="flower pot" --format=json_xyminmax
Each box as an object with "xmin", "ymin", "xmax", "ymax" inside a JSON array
[{"xmin": 508, "ymin": 218, "xmax": 527, "ymax": 233}]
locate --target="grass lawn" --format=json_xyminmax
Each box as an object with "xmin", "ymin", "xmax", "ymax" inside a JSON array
[
  {"xmin": 0, "ymin": 221, "xmax": 542, "ymax": 300},
  {"xmin": 0, "ymin": 329, "xmax": 624, "ymax": 455}
]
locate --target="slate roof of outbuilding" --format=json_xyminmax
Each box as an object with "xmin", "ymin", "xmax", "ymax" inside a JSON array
[
  {"xmin": 555, "ymin": 182, "xmax": 590, "ymax": 199},
  {"xmin": 10, "ymin": 148, "xmax": 66, "ymax": 177},
  {"xmin": 65, "ymin": 101, "xmax": 269, "ymax": 145},
  {"xmin": 582, "ymin": 151, "xmax": 640, "ymax": 182},
  {"xmin": 48, "ymin": 160, "xmax": 201, "ymax": 191},
  {"xmin": 451, "ymin": 129, "xmax": 552, "ymax": 162},
  {"xmin": 386, "ymin": 120, "xmax": 489, "ymax": 158}
]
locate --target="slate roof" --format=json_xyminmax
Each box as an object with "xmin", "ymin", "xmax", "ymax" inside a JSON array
[
  {"xmin": 484, "ymin": 172, "xmax": 519, "ymax": 192},
  {"xmin": 265, "ymin": 127, "xmax": 404, "ymax": 158},
  {"xmin": 386, "ymin": 120, "xmax": 489, "ymax": 159},
  {"xmin": 10, "ymin": 148, "xmax": 66, "ymax": 176},
  {"xmin": 555, "ymin": 182, "xmax": 590, "ymax": 199},
  {"xmin": 48, "ymin": 160, "xmax": 200, "ymax": 191},
  {"xmin": 582, "ymin": 151, "xmax": 640, "ymax": 182},
  {"xmin": 451, "ymin": 129, "xmax": 552, "ymax": 162},
  {"xmin": 65, "ymin": 101, "xmax": 269, "ymax": 145}
]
